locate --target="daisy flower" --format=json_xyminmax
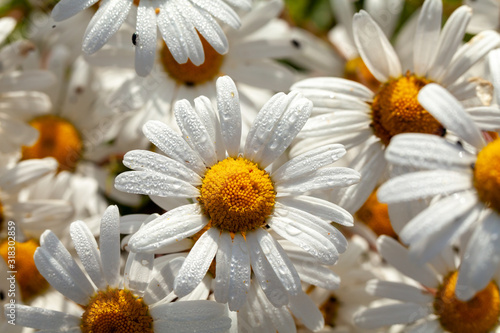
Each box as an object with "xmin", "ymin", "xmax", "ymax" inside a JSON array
[
  {"xmin": 354, "ymin": 235, "xmax": 500, "ymax": 332},
  {"xmin": 50, "ymin": 0, "xmax": 251, "ymax": 76},
  {"xmin": 377, "ymin": 83, "xmax": 500, "ymax": 301},
  {"xmin": 290, "ymin": 0, "xmax": 500, "ymax": 215},
  {"xmin": 115, "ymin": 75, "xmax": 360, "ymax": 311},
  {"xmin": 5, "ymin": 205, "xmax": 232, "ymax": 332}
]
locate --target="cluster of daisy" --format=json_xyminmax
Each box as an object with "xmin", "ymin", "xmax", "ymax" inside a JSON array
[{"xmin": 0, "ymin": 0, "xmax": 499, "ymax": 332}]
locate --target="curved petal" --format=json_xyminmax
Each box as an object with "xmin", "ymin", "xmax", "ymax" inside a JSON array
[
  {"xmin": 216, "ymin": 76, "xmax": 241, "ymax": 157},
  {"xmin": 413, "ymin": 0, "xmax": 442, "ymax": 76},
  {"xmin": 99, "ymin": 205, "xmax": 121, "ymax": 287},
  {"xmin": 353, "ymin": 10, "xmax": 402, "ymax": 82},
  {"xmin": 134, "ymin": 0, "xmax": 157, "ymax": 77}
]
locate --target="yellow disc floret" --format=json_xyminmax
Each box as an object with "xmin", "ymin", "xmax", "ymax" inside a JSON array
[
  {"xmin": 199, "ymin": 157, "xmax": 276, "ymax": 233},
  {"xmin": 0, "ymin": 239, "xmax": 49, "ymax": 302},
  {"xmin": 355, "ymin": 189, "xmax": 397, "ymax": 239},
  {"xmin": 474, "ymin": 138, "xmax": 500, "ymax": 214},
  {"xmin": 22, "ymin": 115, "xmax": 83, "ymax": 172},
  {"xmin": 434, "ymin": 271, "xmax": 500, "ymax": 333},
  {"xmin": 371, "ymin": 72, "xmax": 444, "ymax": 146},
  {"xmin": 160, "ymin": 34, "xmax": 224, "ymax": 86},
  {"xmin": 81, "ymin": 288, "xmax": 153, "ymax": 333}
]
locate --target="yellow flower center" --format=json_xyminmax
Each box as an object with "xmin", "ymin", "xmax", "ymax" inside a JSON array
[
  {"xmin": 371, "ymin": 73, "xmax": 444, "ymax": 146},
  {"xmin": 344, "ymin": 56, "xmax": 379, "ymax": 92},
  {"xmin": 160, "ymin": 34, "xmax": 225, "ymax": 86},
  {"xmin": 81, "ymin": 288, "xmax": 154, "ymax": 333},
  {"xmin": 0, "ymin": 239, "xmax": 49, "ymax": 302},
  {"xmin": 22, "ymin": 115, "xmax": 83, "ymax": 172},
  {"xmin": 199, "ymin": 157, "xmax": 276, "ymax": 233},
  {"xmin": 474, "ymin": 138, "xmax": 500, "ymax": 214},
  {"xmin": 355, "ymin": 189, "xmax": 398, "ymax": 239},
  {"xmin": 434, "ymin": 271, "xmax": 500, "ymax": 333}
]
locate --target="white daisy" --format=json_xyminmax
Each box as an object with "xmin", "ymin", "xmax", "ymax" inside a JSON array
[
  {"xmin": 378, "ymin": 83, "xmax": 500, "ymax": 301},
  {"xmin": 51, "ymin": 0, "xmax": 251, "ymax": 76},
  {"xmin": 290, "ymin": 0, "xmax": 500, "ymax": 215},
  {"xmin": 114, "ymin": 75, "xmax": 360, "ymax": 312},
  {"xmin": 354, "ymin": 235, "xmax": 500, "ymax": 332},
  {"xmin": 5, "ymin": 205, "xmax": 232, "ymax": 332}
]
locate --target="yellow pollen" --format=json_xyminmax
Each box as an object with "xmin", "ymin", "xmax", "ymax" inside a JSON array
[
  {"xmin": 199, "ymin": 157, "xmax": 276, "ymax": 233},
  {"xmin": 160, "ymin": 34, "xmax": 224, "ymax": 86},
  {"xmin": 81, "ymin": 288, "xmax": 153, "ymax": 333},
  {"xmin": 434, "ymin": 271, "xmax": 500, "ymax": 333},
  {"xmin": 0, "ymin": 239, "xmax": 49, "ymax": 302},
  {"xmin": 371, "ymin": 72, "xmax": 444, "ymax": 146},
  {"xmin": 22, "ymin": 115, "xmax": 83, "ymax": 172},
  {"xmin": 344, "ymin": 56, "xmax": 379, "ymax": 92},
  {"xmin": 474, "ymin": 138, "xmax": 500, "ymax": 214},
  {"xmin": 355, "ymin": 189, "xmax": 398, "ymax": 239}
]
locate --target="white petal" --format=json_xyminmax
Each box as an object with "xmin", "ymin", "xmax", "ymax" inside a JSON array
[
  {"xmin": 377, "ymin": 236, "xmax": 440, "ymax": 287},
  {"xmin": 419, "ymin": 83, "xmax": 485, "ymax": 150},
  {"xmin": 174, "ymin": 227, "xmax": 220, "ymax": 297},
  {"xmin": 190, "ymin": 0, "xmax": 241, "ymax": 29},
  {"xmin": 246, "ymin": 231, "xmax": 289, "ymax": 307},
  {"xmin": 51, "ymin": 0, "xmax": 100, "ymax": 21},
  {"xmin": 227, "ymin": 234, "xmax": 251, "ymax": 311},
  {"xmin": 377, "ymin": 169, "xmax": 472, "ymax": 203},
  {"xmin": 366, "ymin": 280, "xmax": 433, "ymax": 304},
  {"xmin": 214, "ymin": 232, "xmax": 232, "ymax": 304},
  {"xmin": 216, "ymin": 76, "xmax": 241, "ymax": 157},
  {"xmin": 82, "ymin": 0, "xmax": 132, "ymax": 54},
  {"xmin": 135, "ymin": 0, "xmax": 157, "ymax": 77},
  {"xmin": 244, "ymin": 92, "xmax": 312, "ymax": 168},
  {"xmin": 456, "ymin": 212, "xmax": 500, "ymax": 301},
  {"xmin": 276, "ymin": 167, "xmax": 360, "ymax": 194},
  {"xmin": 385, "ymin": 133, "xmax": 476, "ymax": 170},
  {"xmin": 489, "ymin": 49, "xmax": 500, "ymax": 105},
  {"xmin": 114, "ymin": 170, "xmax": 199, "ymax": 197},
  {"xmin": 441, "ymin": 30, "xmax": 500, "ymax": 86},
  {"xmin": 194, "ymin": 96, "xmax": 226, "ymax": 161},
  {"xmin": 271, "ymin": 144, "xmax": 346, "ymax": 182},
  {"xmin": 0, "ymin": 158, "xmax": 57, "ymax": 192},
  {"xmin": 466, "ymin": 106, "xmax": 500, "ymax": 131},
  {"xmin": 354, "ymin": 303, "xmax": 430, "ymax": 329},
  {"xmin": 175, "ymin": 99, "xmax": 218, "ymax": 166},
  {"xmin": 70, "ymin": 221, "xmax": 105, "ymax": 289},
  {"xmin": 407, "ymin": 319, "xmax": 442, "ymax": 333},
  {"xmin": 0, "ymin": 17, "xmax": 16, "ymax": 43},
  {"xmin": 400, "ymin": 191, "xmax": 478, "ymax": 245},
  {"xmin": 291, "ymin": 77, "xmax": 374, "ymax": 102},
  {"xmin": 151, "ymin": 300, "xmax": 226, "ymax": 321},
  {"xmin": 297, "ymin": 111, "xmax": 370, "ymax": 138},
  {"xmin": 154, "ymin": 316, "xmax": 231, "ymax": 333},
  {"xmin": 276, "ymin": 195, "xmax": 353, "ymax": 227},
  {"xmin": 123, "ymin": 251, "xmax": 154, "ymax": 297},
  {"xmin": 251, "ymin": 228, "xmax": 301, "ymax": 296},
  {"xmin": 288, "ymin": 292, "xmax": 324, "ymax": 332},
  {"xmin": 122, "ymin": 150, "xmax": 202, "ymax": 184},
  {"xmin": 8, "ymin": 305, "xmax": 80, "ymax": 330},
  {"xmin": 331, "ymin": 141, "xmax": 386, "ymax": 213},
  {"xmin": 143, "ymin": 120, "xmax": 206, "ymax": 174},
  {"xmin": 157, "ymin": 0, "xmax": 203, "ymax": 65},
  {"xmin": 413, "ymin": 0, "xmax": 442, "ymax": 76},
  {"xmin": 427, "ymin": 5, "xmax": 472, "ymax": 82},
  {"xmin": 128, "ymin": 204, "xmax": 208, "ymax": 253},
  {"xmin": 353, "ymin": 10, "xmax": 402, "ymax": 82},
  {"xmin": 100, "ymin": 205, "xmax": 121, "ymax": 287},
  {"xmin": 35, "ymin": 232, "xmax": 94, "ymax": 305}
]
